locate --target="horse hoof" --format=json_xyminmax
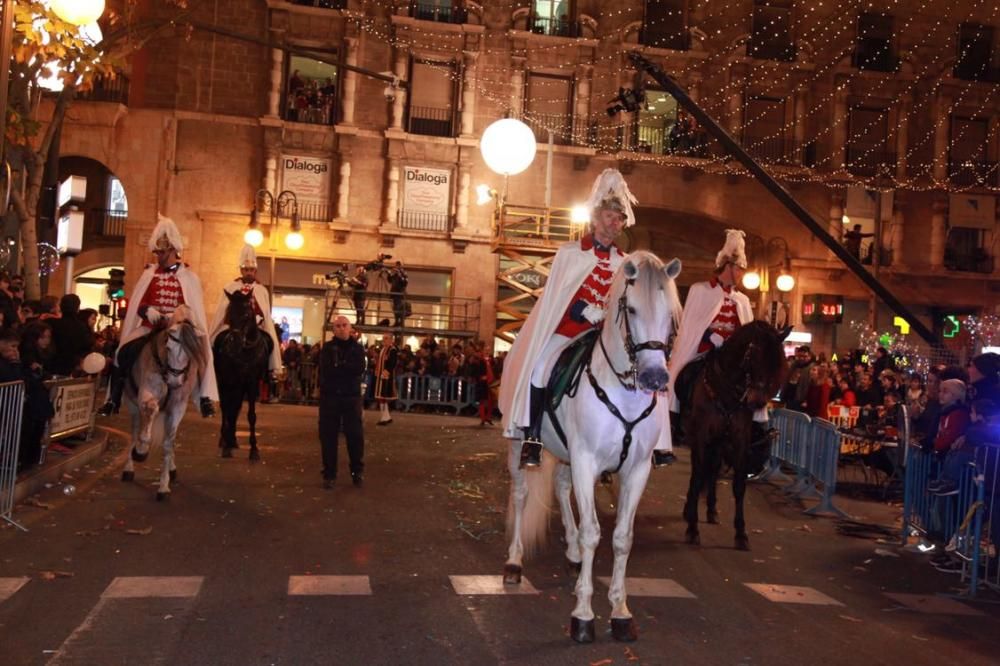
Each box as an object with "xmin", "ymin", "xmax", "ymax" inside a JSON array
[
  {"xmin": 130, "ymin": 448, "xmax": 148, "ymax": 463},
  {"xmin": 685, "ymin": 530, "xmax": 700, "ymax": 546},
  {"xmin": 707, "ymin": 511, "xmax": 720, "ymax": 524},
  {"xmin": 221, "ymin": 448, "xmax": 233, "ymax": 459},
  {"xmin": 611, "ymin": 617, "xmax": 638, "ymax": 642},
  {"xmin": 121, "ymin": 471, "xmax": 134, "ymax": 482},
  {"xmin": 169, "ymin": 470, "xmax": 177, "ymax": 483},
  {"xmin": 156, "ymin": 491, "xmax": 170, "ymax": 502},
  {"xmin": 566, "ymin": 559, "xmax": 582, "ymax": 575},
  {"xmin": 735, "ymin": 535, "xmax": 750, "ymax": 551},
  {"xmin": 502, "ymin": 564, "xmax": 522, "ymax": 585},
  {"xmin": 570, "ymin": 617, "xmax": 595, "ymax": 644},
  {"xmin": 249, "ymin": 449, "xmax": 260, "ymax": 463}
]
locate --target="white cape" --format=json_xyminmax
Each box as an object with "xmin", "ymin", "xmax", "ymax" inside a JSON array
[
  {"xmin": 118, "ymin": 263, "xmax": 219, "ymax": 403},
  {"xmin": 208, "ymin": 280, "xmax": 283, "ymax": 372},
  {"xmin": 499, "ymin": 239, "xmax": 624, "ymax": 439}
]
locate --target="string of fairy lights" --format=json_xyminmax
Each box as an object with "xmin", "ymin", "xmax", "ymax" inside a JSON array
[
  {"xmin": 336, "ymin": 1, "xmax": 1000, "ymax": 193},
  {"xmin": 850, "ymin": 316, "xmax": 1000, "ymax": 377}
]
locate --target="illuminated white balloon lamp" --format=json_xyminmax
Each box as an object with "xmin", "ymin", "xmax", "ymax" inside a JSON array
[{"xmin": 51, "ymin": 0, "xmax": 105, "ymax": 26}]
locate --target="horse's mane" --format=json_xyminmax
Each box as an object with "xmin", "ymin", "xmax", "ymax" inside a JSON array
[{"xmin": 723, "ymin": 320, "xmax": 787, "ymax": 387}]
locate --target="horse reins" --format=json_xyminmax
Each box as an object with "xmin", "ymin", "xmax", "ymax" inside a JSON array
[
  {"xmin": 154, "ymin": 331, "xmax": 191, "ymax": 384},
  {"xmin": 598, "ymin": 278, "xmax": 671, "ymax": 392}
]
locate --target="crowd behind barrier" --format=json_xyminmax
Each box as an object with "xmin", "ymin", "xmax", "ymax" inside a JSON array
[
  {"xmin": 1, "ymin": 380, "xmax": 25, "ymax": 530},
  {"xmin": 393, "ymin": 373, "xmax": 475, "ymax": 415}
]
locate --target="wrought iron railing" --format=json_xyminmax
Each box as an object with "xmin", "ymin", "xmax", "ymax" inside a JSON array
[
  {"xmin": 742, "ymin": 135, "xmax": 806, "ymax": 165},
  {"xmin": 948, "ymin": 160, "xmax": 998, "ymax": 188},
  {"xmin": 94, "ymin": 209, "xmax": 127, "ymax": 238},
  {"xmin": 289, "ymin": 0, "xmax": 347, "ymax": 8},
  {"xmin": 640, "ymin": 26, "xmax": 690, "ymax": 50},
  {"xmin": 77, "ymin": 74, "xmax": 129, "ymax": 104},
  {"xmin": 944, "ymin": 249, "xmax": 994, "ymax": 274},
  {"xmin": 524, "ymin": 111, "xmax": 573, "ymax": 145},
  {"xmin": 398, "ymin": 210, "xmax": 452, "ymax": 232},
  {"xmin": 299, "ymin": 201, "xmax": 332, "ymax": 222},
  {"xmin": 530, "ymin": 15, "xmax": 578, "ymax": 37},
  {"xmin": 411, "ymin": 1, "xmax": 467, "ymax": 24},
  {"xmin": 845, "ymin": 145, "xmax": 897, "ymax": 176},
  {"xmin": 407, "ymin": 105, "xmax": 453, "ymax": 137}
]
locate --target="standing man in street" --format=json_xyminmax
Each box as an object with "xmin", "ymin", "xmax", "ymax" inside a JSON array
[
  {"xmin": 318, "ymin": 315, "xmax": 366, "ymax": 489},
  {"xmin": 97, "ymin": 215, "xmax": 217, "ymax": 417},
  {"xmin": 373, "ymin": 323, "xmax": 398, "ymax": 425}
]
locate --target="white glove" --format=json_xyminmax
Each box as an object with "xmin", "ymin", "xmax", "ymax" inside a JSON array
[
  {"xmin": 582, "ymin": 304, "xmax": 605, "ymax": 325},
  {"xmin": 709, "ymin": 332, "xmax": 725, "ymax": 348},
  {"xmin": 145, "ymin": 307, "xmax": 163, "ymax": 325}
]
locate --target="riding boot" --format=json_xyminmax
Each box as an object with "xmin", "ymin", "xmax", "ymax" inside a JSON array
[
  {"xmin": 652, "ymin": 450, "xmax": 677, "ymax": 468},
  {"xmin": 520, "ymin": 385, "xmax": 545, "ymax": 468},
  {"xmin": 750, "ymin": 422, "xmax": 777, "ymax": 448},
  {"xmin": 97, "ymin": 370, "xmax": 124, "ymax": 416}
]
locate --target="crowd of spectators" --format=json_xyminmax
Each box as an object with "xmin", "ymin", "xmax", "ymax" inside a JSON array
[
  {"xmin": 1, "ymin": 272, "xmax": 119, "ymax": 472},
  {"xmin": 286, "ymin": 70, "xmax": 337, "ymax": 126}
]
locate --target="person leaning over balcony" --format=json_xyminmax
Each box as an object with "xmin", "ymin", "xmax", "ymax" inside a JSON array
[{"xmin": 499, "ymin": 168, "xmax": 675, "ymax": 469}]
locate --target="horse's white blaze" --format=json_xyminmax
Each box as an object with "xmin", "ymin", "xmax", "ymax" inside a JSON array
[{"xmin": 504, "ymin": 250, "xmax": 682, "ymax": 634}]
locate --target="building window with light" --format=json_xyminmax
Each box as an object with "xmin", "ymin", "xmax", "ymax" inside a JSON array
[
  {"xmin": 748, "ymin": 0, "xmax": 796, "ymax": 62},
  {"xmin": 284, "ymin": 53, "xmax": 339, "ymax": 126},
  {"xmin": 406, "ymin": 59, "xmax": 457, "ymax": 137},
  {"xmin": 954, "ymin": 23, "xmax": 998, "ymax": 82},
  {"xmin": 948, "ymin": 116, "xmax": 993, "ymax": 188},
  {"xmin": 633, "ymin": 90, "xmax": 676, "ymax": 155},
  {"xmin": 524, "ymin": 73, "xmax": 574, "ymax": 145},
  {"xmin": 531, "ymin": 0, "xmax": 576, "ymax": 37},
  {"xmin": 845, "ymin": 106, "xmax": 893, "ymax": 177},
  {"xmin": 641, "ymin": 0, "xmax": 688, "ymax": 50},
  {"xmin": 854, "ymin": 13, "xmax": 898, "ymax": 72}
]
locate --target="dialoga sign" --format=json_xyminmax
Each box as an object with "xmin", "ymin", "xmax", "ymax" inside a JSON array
[
  {"xmin": 283, "ymin": 157, "xmax": 329, "ymax": 174},
  {"xmin": 405, "ymin": 169, "xmax": 448, "ymax": 186}
]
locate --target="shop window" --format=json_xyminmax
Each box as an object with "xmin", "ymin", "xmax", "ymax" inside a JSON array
[
  {"xmin": 407, "ymin": 59, "xmax": 457, "ymax": 137},
  {"xmin": 285, "ymin": 53, "xmax": 338, "ymax": 126},
  {"xmin": 642, "ymin": 0, "xmax": 688, "ymax": 50},
  {"xmin": 948, "ymin": 116, "xmax": 994, "ymax": 187},
  {"xmin": 525, "ymin": 73, "xmax": 574, "ymax": 145},
  {"xmin": 748, "ymin": 0, "xmax": 796, "ymax": 62},
  {"xmin": 531, "ymin": 0, "xmax": 576, "ymax": 37},
  {"xmin": 854, "ymin": 13, "xmax": 898, "ymax": 72},
  {"xmin": 846, "ymin": 106, "xmax": 893, "ymax": 176},
  {"xmin": 954, "ymin": 23, "xmax": 999, "ymax": 82}
]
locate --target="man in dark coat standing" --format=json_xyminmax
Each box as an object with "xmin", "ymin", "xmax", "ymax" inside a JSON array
[
  {"xmin": 318, "ymin": 315, "xmax": 366, "ymax": 489},
  {"xmin": 49, "ymin": 294, "xmax": 94, "ymax": 376}
]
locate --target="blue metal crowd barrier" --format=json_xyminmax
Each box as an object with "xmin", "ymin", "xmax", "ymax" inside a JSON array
[
  {"xmin": 394, "ymin": 373, "xmax": 475, "ymax": 415},
  {"xmin": 756, "ymin": 408, "xmax": 847, "ymax": 518},
  {"xmin": 0, "ymin": 380, "xmax": 25, "ymax": 531}
]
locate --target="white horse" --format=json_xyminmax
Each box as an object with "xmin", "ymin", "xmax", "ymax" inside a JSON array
[
  {"xmin": 503, "ymin": 250, "xmax": 682, "ymax": 643},
  {"xmin": 120, "ymin": 305, "xmax": 207, "ymax": 501}
]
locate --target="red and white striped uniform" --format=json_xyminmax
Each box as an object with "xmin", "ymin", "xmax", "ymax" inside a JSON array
[
  {"xmin": 697, "ymin": 278, "xmax": 740, "ymax": 353},
  {"xmin": 555, "ymin": 235, "xmax": 613, "ymax": 338},
  {"xmin": 138, "ymin": 265, "xmax": 186, "ymax": 327}
]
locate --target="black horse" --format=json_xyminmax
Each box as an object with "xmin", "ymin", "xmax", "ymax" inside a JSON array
[
  {"xmin": 213, "ymin": 290, "xmax": 272, "ymax": 462},
  {"xmin": 680, "ymin": 321, "xmax": 790, "ymax": 550}
]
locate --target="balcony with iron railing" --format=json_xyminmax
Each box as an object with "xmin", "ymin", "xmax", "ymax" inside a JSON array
[
  {"xmin": 289, "ymin": 0, "xmax": 347, "ymax": 8},
  {"xmin": 640, "ymin": 26, "xmax": 690, "ymax": 50},
  {"xmin": 524, "ymin": 111, "xmax": 573, "ymax": 145},
  {"xmin": 948, "ymin": 159, "xmax": 998, "ymax": 188},
  {"xmin": 298, "ymin": 201, "xmax": 333, "ymax": 222},
  {"xmin": 530, "ymin": 14, "xmax": 578, "ymax": 37},
  {"xmin": 407, "ymin": 105, "xmax": 454, "ymax": 137},
  {"xmin": 945, "ymin": 247, "xmax": 994, "ymax": 273},
  {"xmin": 741, "ymin": 135, "xmax": 807, "ymax": 166},
  {"xmin": 83, "ymin": 209, "xmax": 127, "ymax": 239},
  {"xmin": 410, "ymin": 0, "xmax": 467, "ymax": 24},
  {"xmin": 76, "ymin": 74, "xmax": 129, "ymax": 105},
  {"xmin": 845, "ymin": 145, "xmax": 897, "ymax": 177},
  {"xmin": 398, "ymin": 210, "xmax": 452, "ymax": 233}
]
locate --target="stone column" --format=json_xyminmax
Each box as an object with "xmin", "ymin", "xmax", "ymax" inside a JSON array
[
  {"xmin": 384, "ymin": 159, "xmax": 401, "ymax": 226},
  {"xmin": 460, "ymin": 51, "xmax": 478, "ymax": 137},
  {"xmin": 336, "ymin": 155, "xmax": 351, "ymax": 221},
  {"xmin": 832, "ymin": 83, "xmax": 848, "ymax": 170},
  {"xmin": 895, "ymin": 94, "xmax": 911, "ymax": 181},
  {"xmin": 267, "ymin": 48, "xmax": 284, "ymax": 117},
  {"xmin": 391, "ymin": 50, "xmax": 408, "ymax": 130},
  {"xmin": 933, "ymin": 94, "xmax": 951, "ymax": 181},
  {"xmin": 341, "ymin": 38, "xmax": 359, "ymax": 126},
  {"xmin": 455, "ymin": 162, "xmax": 471, "ymax": 229},
  {"xmin": 574, "ymin": 65, "xmax": 593, "ymax": 145},
  {"xmin": 930, "ymin": 194, "xmax": 948, "ymax": 269},
  {"xmin": 264, "ymin": 145, "xmax": 279, "ymax": 194},
  {"xmin": 510, "ymin": 56, "xmax": 525, "ymax": 118},
  {"xmin": 889, "ymin": 193, "xmax": 905, "ymax": 267}
]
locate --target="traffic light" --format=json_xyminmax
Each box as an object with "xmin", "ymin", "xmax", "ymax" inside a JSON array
[
  {"xmin": 107, "ymin": 268, "xmax": 125, "ymax": 300},
  {"xmin": 115, "ymin": 296, "xmax": 128, "ymax": 321}
]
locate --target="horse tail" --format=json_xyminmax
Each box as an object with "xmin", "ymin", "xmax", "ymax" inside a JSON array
[{"xmin": 507, "ymin": 450, "xmax": 557, "ymax": 558}]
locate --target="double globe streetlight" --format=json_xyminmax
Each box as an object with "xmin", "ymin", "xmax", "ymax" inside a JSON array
[{"xmin": 245, "ymin": 189, "xmax": 304, "ymax": 251}]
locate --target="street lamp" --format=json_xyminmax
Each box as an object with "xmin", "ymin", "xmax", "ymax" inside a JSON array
[
  {"xmin": 51, "ymin": 0, "xmax": 106, "ymax": 26},
  {"xmin": 480, "ymin": 118, "xmax": 537, "ymax": 176},
  {"xmin": 742, "ymin": 236, "xmax": 795, "ymax": 323},
  {"xmin": 247, "ymin": 189, "xmax": 304, "ymax": 251}
]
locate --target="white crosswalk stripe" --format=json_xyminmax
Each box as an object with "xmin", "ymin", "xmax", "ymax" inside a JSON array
[
  {"xmin": 449, "ymin": 575, "xmax": 540, "ymax": 595},
  {"xmin": 596, "ymin": 576, "xmax": 696, "ymax": 598},
  {"xmin": 288, "ymin": 575, "xmax": 372, "ymax": 595},
  {"xmin": 744, "ymin": 582, "xmax": 845, "ymax": 606},
  {"xmin": 0, "ymin": 576, "xmax": 29, "ymax": 603}
]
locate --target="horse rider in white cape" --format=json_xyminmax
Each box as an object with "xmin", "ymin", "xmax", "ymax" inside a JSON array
[
  {"xmin": 98, "ymin": 214, "xmax": 218, "ymax": 418},
  {"xmin": 666, "ymin": 228, "xmax": 770, "ymax": 442},
  {"xmin": 208, "ymin": 244, "xmax": 283, "ymax": 378},
  {"xmin": 499, "ymin": 168, "xmax": 676, "ymax": 469}
]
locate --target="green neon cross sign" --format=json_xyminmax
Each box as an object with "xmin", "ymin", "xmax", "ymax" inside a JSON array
[{"xmin": 943, "ymin": 315, "xmax": 961, "ymax": 338}]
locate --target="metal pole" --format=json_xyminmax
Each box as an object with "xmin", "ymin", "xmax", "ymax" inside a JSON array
[
  {"xmin": 0, "ymin": 0, "xmax": 13, "ymax": 156},
  {"xmin": 544, "ymin": 129, "xmax": 553, "ymax": 209},
  {"xmin": 63, "ymin": 254, "xmax": 74, "ymax": 294},
  {"xmin": 626, "ymin": 51, "xmax": 940, "ymax": 346}
]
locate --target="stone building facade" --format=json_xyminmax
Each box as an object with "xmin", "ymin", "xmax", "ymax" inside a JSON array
[{"xmin": 45, "ymin": 0, "xmax": 1000, "ymax": 353}]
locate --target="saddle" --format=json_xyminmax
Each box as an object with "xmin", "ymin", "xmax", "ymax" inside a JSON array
[{"xmin": 545, "ymin": 330, "xmax": 599, "ymax": 412}]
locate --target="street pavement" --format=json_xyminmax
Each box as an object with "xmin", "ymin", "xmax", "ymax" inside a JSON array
[{"xmin": 1, "ymin": 403, "xmax": 999, "ymax": 665}]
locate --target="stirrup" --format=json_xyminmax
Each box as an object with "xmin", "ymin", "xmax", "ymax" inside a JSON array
[
  {"xmin": 520, "ymin": 439, "xmax": 542, "ymax": 468},
  {"xmin": 652, "ymin": 450, "xmax": 677, "ymax": 468}
]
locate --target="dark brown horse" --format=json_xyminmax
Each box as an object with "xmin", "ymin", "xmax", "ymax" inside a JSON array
[{"xmin": 681, "ymin": 321, "xmax": 790, "ymax": 550}]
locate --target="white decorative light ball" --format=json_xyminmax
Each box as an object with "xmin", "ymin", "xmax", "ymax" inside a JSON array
[
  {"xmin": 51, "ymin": 0, "xmax": 105, "ymax": 26},
  {"xmin": 742, "ymin": 271, "xmax": 761, "ymax": 290},
  {"xmin": 776, "ymin": 273, "xmax": 796, "ymax": 293},
  {"xmin": 285, "ymin": 231, "xmax": 304, "ymax": 250},
  {"xmin": 244, "ymin": 228, "xmax": 264, "ymax": 247},
  {"xmin": 480, "ymin": 119, "xmax": 537, "ymax": 176}
]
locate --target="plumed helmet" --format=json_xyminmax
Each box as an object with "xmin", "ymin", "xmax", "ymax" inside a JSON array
[
  {"xmin": 715, "ymin": 229, "xmax": 747, "ymax": 269},
  {"xmin": 584, "ymin": 168, "xmax": 638, "ymax": 227},
  {"xmin": 148, "ymin": 214, "xmax": 184, "ymax": 254},
  {"xmin": 239, "ymin": 244, "xmax": 258, "ymax": 269}
]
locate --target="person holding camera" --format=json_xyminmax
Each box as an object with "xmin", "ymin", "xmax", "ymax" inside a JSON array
[
  {"xmin": 389, "ymin": 261, "xmax": 409, "ymax": 327},
  {"xmin": 348, "ymin": 265, "xmax": 368, "ymax": 326}
]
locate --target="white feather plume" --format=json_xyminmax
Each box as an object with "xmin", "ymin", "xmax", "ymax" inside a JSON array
[
  {"xmin": 715, "ymin": 229, "xmax": 747, "ymax": 269},
  {"xmin": 584, "ymin": 168, "xmax": 638, "ymax": 227},
  {"xmin": 238, "ymin": 244, "xmax": 257, "ymax": 268},
  {"xmin": 148, "ymin": 214, "xmax": 184, "ymax": 254}
]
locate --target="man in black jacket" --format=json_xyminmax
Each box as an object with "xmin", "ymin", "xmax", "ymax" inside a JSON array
[
  {"xmin": 318, "ymin": 315, "xmax": 366, "ymax": 489},
  {"xmin": 49, "ymin": 294, "xmax": 94, "ymax": 376}
]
